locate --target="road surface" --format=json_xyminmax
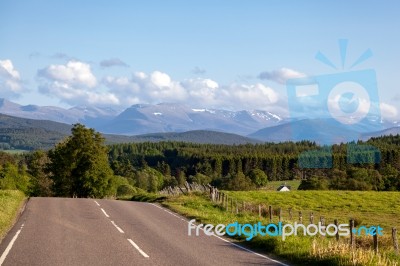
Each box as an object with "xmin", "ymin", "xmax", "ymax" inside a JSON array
[{"xmin": 0, "ymin": 198, "xmax": 288, "ymax": 266}]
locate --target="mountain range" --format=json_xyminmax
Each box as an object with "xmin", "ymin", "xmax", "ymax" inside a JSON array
[
  {"xmin": 0, "ymin": 98, "xmax": 399, "ymax": 147},
  {"xmin": 0, "ymin": 99, "xmax": 284, "ymax": 135}
]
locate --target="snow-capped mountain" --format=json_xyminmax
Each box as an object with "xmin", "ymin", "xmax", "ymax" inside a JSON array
[
  {"xmin": 97, "ymin": 103, "xmax": 284, "ymax": 135},
  {"xmin": 0, "ymin": 99, "xmax": 284, "ymax": 136}
]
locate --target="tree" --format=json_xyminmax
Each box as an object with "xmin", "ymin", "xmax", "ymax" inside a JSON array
[
  {"xmin": 47, "ymin": 124, "xmax": 114, "ymax": 198},
  {"xmin": 248, "ymin": 169, "xmax": 268, "ymax": 188},
  {"xmin": 27, "ymin": 150, "xmax": 53, "ymax": 196},
  {"xmin": 226, "ymin": 172, "xmax": 255, "ymax": 191}
]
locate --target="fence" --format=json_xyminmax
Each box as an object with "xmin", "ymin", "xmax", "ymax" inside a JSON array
[
  {"xmin": 158, "ymin": 182, "xmax": 210, "ymax": 195},
  {"xmin": 159, "ymin": 183, "xmax": 399, "ymax": 255}
]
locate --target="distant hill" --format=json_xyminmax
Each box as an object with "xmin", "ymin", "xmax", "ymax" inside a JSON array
[
  {"xmin": 249, "ymin": 118, "xmax": 386, "ymax": 144},
  {"xmin": 0, "ymin": 114, "xmax": 259, "ymax": 150},
  {"xmin": 0, "ymin": 113, "xmax": 72, "ymax": 150},
  {"xmin": 127, "ymin": 130, "xmax": 260, "ymax": 145},
  {"xmin": 361, "ymin": 126, "xmax": 400, "ymax": 140}
]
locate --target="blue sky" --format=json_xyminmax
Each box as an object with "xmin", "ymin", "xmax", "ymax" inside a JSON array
[{"xmin": 0, "ymin": 1, "xmax": 399, "ymax": 119}]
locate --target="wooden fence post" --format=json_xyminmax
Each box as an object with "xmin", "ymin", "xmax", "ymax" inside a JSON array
[
  {"xmin": 392, "ymin": 228, "xmax": 398, "ymax": 255},
  {"xmin": 310, "ymin": 212, "xmax": 314, "ymax": 224},
  {"xmin": 373, "ymin": 230, "xmax": 378, "ymax": 253},
  {"xmin": 319, "ymin": 216, "xmax": 325, "ymax": 237},
  {"xmin": 230, "ymin": 198, "xmax": 233, "ymax": 213},
  {"xmin": 299, "ymin": 211, "xmax": 302, "ymax": 224},
  {"xmin": 288, "ymin": 208, "xmax": 292, "ymax": 220},
  {"xmin": 278, "ymin": 208, "xmax": 282, "ymax": 222},
  {"xmin": 349, "ymin": 219, "xmax": 355, "ymax": 248},
  {"xmin": 334, "ymin": 219, "xmax": 339, "ymax": 241},
  {"xmin": 258, "ymin": 204, "xmax": 261, "ymax": 218},
  {"xmin": 269, "ymin": 205, "xmax": 272, "ymax": 222}
]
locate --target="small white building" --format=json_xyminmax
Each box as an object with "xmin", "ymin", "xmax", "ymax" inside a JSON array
[{"xmin": 277, "ymin": 185, "xmax": 291, "ymax": 192}]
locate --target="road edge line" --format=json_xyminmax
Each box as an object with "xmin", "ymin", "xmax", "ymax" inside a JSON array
[{"xmin": 0, "ymin": 223, "xmax": 24, "ymax": 265}]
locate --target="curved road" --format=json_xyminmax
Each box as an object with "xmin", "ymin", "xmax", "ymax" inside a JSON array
[{"xmin": 0, "ymin": 198, "xmax": 288, "ymax": 266}]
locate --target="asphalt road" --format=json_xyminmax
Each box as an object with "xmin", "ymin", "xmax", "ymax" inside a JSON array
[{"xmin": 0, "ymin": 198, "xmax": 288, "ymax": 266}]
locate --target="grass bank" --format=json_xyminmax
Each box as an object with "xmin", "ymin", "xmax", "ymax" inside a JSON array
[{"xmin": 0, "ymin": 190, "xmax": 26, "ymax": 239}]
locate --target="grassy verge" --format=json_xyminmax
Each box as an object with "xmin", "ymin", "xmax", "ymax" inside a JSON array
[
  {"xmin": 129, "ymin": 192, "xmax": 166, "ymax": 202},
  {"xmin": 0, "ymin": 190, "xmax": 26, "ymax": 239},
  {"xmin": 159, "ymin": 191, "xmax": 400, "ymax": 266}
]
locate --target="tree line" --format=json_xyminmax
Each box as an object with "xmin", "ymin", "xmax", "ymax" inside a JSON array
[
  {"xmin": 1, "ymin": 124, "xmax": 400, "ymax": 198},
  {"xmin": 108, "ymin": 136, "xmax": 400, "ymax": 192}
]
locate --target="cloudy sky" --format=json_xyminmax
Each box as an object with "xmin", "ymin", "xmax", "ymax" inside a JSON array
[{"xmin": 0, "ymin": 1, "xmax": 399, "ymax": 119}]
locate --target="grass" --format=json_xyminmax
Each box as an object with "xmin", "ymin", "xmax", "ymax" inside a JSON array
[
  {"xmin": 157, "ymin": 191, "xmax": 400, "ymax": 265},
  {"xmin": 0, "ymin": 149, "xmax": 29, "ymax": 154},
  {"xmin": 0, "ymin": 190, "xmax": 26, "ymax": 239},
  {"xmin": 224, "ymin": 190, "xmax": 400, "ymax": 229},
  {"xmin": 263, "ymin": 180, "xmax": 301, "ymax": 191}
]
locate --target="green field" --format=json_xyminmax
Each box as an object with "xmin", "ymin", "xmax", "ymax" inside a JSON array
[
  {"xmin": 262, "ymin": 180, "xmax": 301, "ymax": 191},
  {"xmin": 224, "ymin": 190, "xmax": 400, "ymax": 229},
  {"xmin": 0, "ymin": 149, "xmax": 29, "ymax": 154},
  {"xmin": 161, "ymin": 190, "xmax": 400, "ymax": 265},
  {"xmin": 0, "ymin": 190, "xmax": 26, "ymax": 239}
]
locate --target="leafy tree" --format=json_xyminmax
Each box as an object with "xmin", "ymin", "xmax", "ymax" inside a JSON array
[
  {"xmin": 226, "ymin": 172, "xmax": 255, "ymax": 191},
  {"xmin": 298, "ymin": 176, "xmax": 329, "ymax": 190},
  {"xmin": 134, "ymin": 167, "xmax": 164, "ymax": 192},
  {"xmin": 190, "ymin": 173, "xmax": 212, "ymax": 185},
  {"xmin": 47, "ymin": 124, "xmax": 114, "ymax": 198},
  {"xmin": 27, "ymin": 150, "xmax": 53, "ymax": 196},
  {"xmin": 248, "ymin": 169, "xmax": 268, "ymax": 188},
  {"xmin": 0, "ymin": 162, "xmax": 30, "ymax": 193}
]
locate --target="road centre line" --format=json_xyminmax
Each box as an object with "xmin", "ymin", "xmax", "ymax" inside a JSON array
[
  {"xmin": 94, "ymin": 200, "xmax": 100, "ymax": 206},
  {"xmin": 0, "ymin": 223, "xmax": 24, "ymax": 265},
  {"xmin": 111, "ymin": 221, "xmax": 124, "ymax": 233},
  {"xmin": 127, "ymin": 239, "xmax": 149, "ymax": 258},
  {"xmin": 100, "ymin": 208, "xmax": 110, "ymax": 218},
  {"xmin": 149, "ymin": 203, "xmax": 290, "ymax": 266}
]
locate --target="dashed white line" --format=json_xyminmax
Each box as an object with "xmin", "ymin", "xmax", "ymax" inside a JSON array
[
  {"xmin": 0, "ymin": 223, "xmax": 24, "ymax": 265},
  {"xmin": 127, "ymin": 239, "xmax": 149, "ymax": 258},
  {"xmin": 149, "ymin": 203, "xmax": 289, "ymax": 266},
  {"xmin": 94, "ymin": 200, "xmax": 100, "ymax": 206},
  {"xmin": 111, "ymin": 221, "xmax": 124, "ymax": 233},
  {"xmin": 100, "ymin": 208, "xmax": 110, "ymax": 218}
]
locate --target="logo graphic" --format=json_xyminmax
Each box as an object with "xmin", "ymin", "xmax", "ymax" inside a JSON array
[
  {"xmin": 286, "ymin": 39, "xmax": 382, "ymax": 168},
  {"xmin": 188, "ymin": 219, "xmax": 384, "ymax": 241}
]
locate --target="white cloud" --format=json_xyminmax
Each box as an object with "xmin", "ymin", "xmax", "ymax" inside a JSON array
[
  {"xmin": 39, "ymin": 61, "xmax": 97, "ymax": 88},
  {"xmin": 258, "ymin": 68, "xmax": 306, "ymax": 84},
  {"xmin": 38, "ymin": 60, "xmax": 118, "ymax": 106},
  {"xmin": 37, "ymin": 61, "xmax": 282, "ymax": 110},
  {"xmin": 0, "ymin": 59, "xmax": 26, "ymax": 98},
  {"xmin": 103, "ymin": 71, "xmax": 281, "ymax": 111},
  {"xmin": 380, "ymin": 102, "xmax": 398, "ymax": 119}
]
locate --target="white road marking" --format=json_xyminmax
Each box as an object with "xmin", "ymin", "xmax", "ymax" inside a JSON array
[
  {"xmin": 0, "ymin": 223, "xmax": 24, "ymax": 265},
  {"xmin": 100, "ymin": 208, "xmax": 110, "ymax": 218},
  {"xmin": 127, "ymin": 239, "xmax": 149, "ymax": 258},
  {"xmin": 111, "ymin": 221, "xmax": 124, "ymax": 233},
  {"xmin": 94, "ymin": 200, "xmax": 100, "ymax": 206},
  {"xmin": 149, "ymin": 203, "xmax": 290, "ymax": 266}
]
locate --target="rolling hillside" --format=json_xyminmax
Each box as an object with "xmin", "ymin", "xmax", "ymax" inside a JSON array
[{"xmin": 0, "ymin": 114, "xmax": 259, "ymax": 150}]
